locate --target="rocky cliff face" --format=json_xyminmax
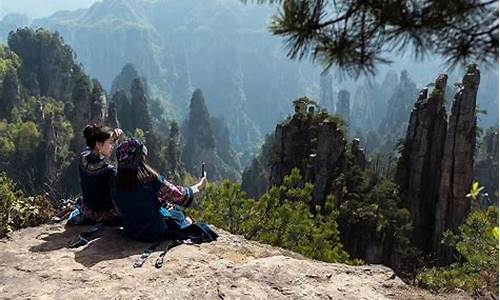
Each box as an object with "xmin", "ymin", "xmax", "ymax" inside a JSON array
[
  {"xmin": 108, "ymin": 70, "xmax": 154, "ymax": 134},
  {"xmin": 378, "ymin": 70, "xmax": 399, "ymax": 118},
  {"xmin": 8, "ymin": 28, "xmax": 84, "ymax": 103},
  {"xmin": 89, "ymin": 79, "xmax": 107, "ymax": 125},
  {"xmin": 351, "ymin": 84, "xmax": 377, "ymax": 133},
  {"xmin": 434, "ymin": 65, "xmax": 480, "ymax": 256},
  {"xmin": 43, "ymin": 114, "xmax": 58, "ymax": 186},
  {"xmin": 378, "ymin": 71, "xmax": 418, "ymax": 152},
  {"xmin": 251, "ymin": 100, "xmax": 386, "ymax": 263},
  {"xmin": 336, "ymin": 89, "xmax": 351, "ymax": 125},
  {"xmin": 396, "ymin": 65, "xmax": 481, "ymax": 259},
  {"xmin": 111, "ymin": 89, "xmax": 132, "ymax": 132},
  {"xmin": 5, "ymin": 28, "xmax": 113, "ymax": 157},
  {"xmin": 2, "ymin": 29, "xmax": 109, "ymax": 197},
  {"xmin": 309, "ymin": 120, "xmax": 346, "ymax": 209},
  {"xmin": 241, "ymin": 135, "xmax": 273, "ymax": 199},
  {"xmin": 110, "ymin": 63, "xmax": 143, "ymax": 97},
  {"xmin": 0, "ymin": 223, "xmax": 471, "ymax": 300},
  {"xmin": 165, "ymin": 121, "xmax": 182, "ymax": 181},
  {"xmin": 319, "ymin": 71, "xmax": 335, "ymax": 113},
  {"xmin": 211, "ymin": 117, "xmax": 242, "ymax": 174},
  {"xmin": 70, "ymin": 75, "xmax": 93, "ymax": 151},
  {"xmin": 130, "ymin": 78, "xmax": 153, "ymax": 133},
  {"xmin": 269, "ymin": 100, "xmax": 346, "ymax": 210},
  {"xmin": 182, "ymin": 89, "xmax": 241, "ymax": 182},
  {"xmin": 395, "ymin": 74, "xmax": 448, "ymax": 254},
  {"xmin": 105, "ymin": 100, "xmax": 119, "ymax": 129}
]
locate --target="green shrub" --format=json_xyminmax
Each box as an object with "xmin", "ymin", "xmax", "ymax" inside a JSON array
[
  {"xmin": 0, "ymin": 172, "xmax": 54, "ymax": 238},
  {"xmin": 417, "ymin": 206, "xmax": 498, "ymax": 295}
]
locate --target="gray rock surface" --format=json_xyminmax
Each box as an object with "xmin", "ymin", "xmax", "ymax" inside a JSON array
[
  {"xmin": 270, "ymin": 110, "xmax": 346, "ymax": 209},
  {"xmin": 351, "ymin": 84, "xmax": 377, "ymax": 132},
  {"xmin": 0, "ymin": 224, "xmax": 471, "ymax": 300},
  {"xmin": 395, "ymin": 74, "xmax": 448, "ymax": 254},
  {"xmin": 395, "ymin": 65, "xmax": 481, "ymax": 259}
]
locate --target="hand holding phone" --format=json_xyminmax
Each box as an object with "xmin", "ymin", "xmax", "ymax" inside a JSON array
[{"xmin": 196, "ymin": 162, "xmax": 207, "ymax": 192}]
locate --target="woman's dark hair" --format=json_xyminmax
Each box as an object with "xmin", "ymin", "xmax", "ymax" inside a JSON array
[
  {"xmin": 83, "ymin": 124, "xmax": 113, "ymax": 149},
  {"xmin": 112, "ymin": 161, "xmax": 160, "ymax": 192}
]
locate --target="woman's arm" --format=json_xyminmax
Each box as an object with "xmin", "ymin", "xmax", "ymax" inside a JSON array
[{"xmin": 156, "ymin": 174, "xmax": 207, "ymax": 207}]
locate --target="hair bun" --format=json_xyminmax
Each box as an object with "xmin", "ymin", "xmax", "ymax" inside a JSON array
[
  {"xmin": 83, "ymin": 124, "xmax": 96, "ymax": 140},
  {"xmin": 82, "ymin": 124, "xmax": 113, "ymax": 149}
]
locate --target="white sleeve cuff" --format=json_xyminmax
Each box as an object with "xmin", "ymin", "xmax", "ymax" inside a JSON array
[{"xmin": 190, "ymin": 185, "xmax": 199, "ymax": 194}]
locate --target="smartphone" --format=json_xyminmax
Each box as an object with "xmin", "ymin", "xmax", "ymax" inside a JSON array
[{"xmin": 201, "ymin": 162, "xmax": 205, "ymax": 178}]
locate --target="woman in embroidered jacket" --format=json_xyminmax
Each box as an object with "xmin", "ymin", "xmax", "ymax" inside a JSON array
[
  {"xmin": 111, "ymin": 138, "xmax": 216, "ymax": 243},
  {"xmin": 68, "ymin": 124, "xmax": 123, "ymax": 225}
]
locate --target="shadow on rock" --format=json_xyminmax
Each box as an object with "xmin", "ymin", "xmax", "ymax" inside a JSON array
[
  {"xmin": 73, "ymin": 228, "xmax": 148, "ymax": 268},
  {"xmin": 29, "ymin": 225, "xmax": 150, "ymax": 268},
  {"xmin": 29, "ymin": 225, "xmax": 85, "ymax": 252}
]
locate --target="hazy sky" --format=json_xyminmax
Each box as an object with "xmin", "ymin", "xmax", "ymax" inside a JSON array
[{"xmin": 0, "ymin": 0, "xmax": 99, "ymax": 19}]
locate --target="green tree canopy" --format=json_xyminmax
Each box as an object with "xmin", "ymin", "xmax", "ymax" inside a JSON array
[{"xmin": 188, "ymin": 168, "xmax": 355, "ymax": 264}]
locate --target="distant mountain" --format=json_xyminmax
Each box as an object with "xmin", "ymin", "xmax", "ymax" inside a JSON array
[
  {"xmin": 0, "ymin": 13, "xmax": 29, "ymax": 39},
  {"xmin": 0, "ymin": 0, "xmax": 98, "ymax": 19},
  {"xmin": 0, "ymin": 0, "xmax": 497, "ymax": 155},
  {"xmin": 15, "ymin": 0, "xmax": 320, "ymax": 154}
]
